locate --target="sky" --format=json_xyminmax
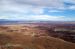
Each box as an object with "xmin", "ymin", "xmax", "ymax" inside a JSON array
[{"xmin": 0, "ymin": 0, "xmax": 75, "ymax": 21}]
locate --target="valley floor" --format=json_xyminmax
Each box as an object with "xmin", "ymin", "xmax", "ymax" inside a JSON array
[{"xmin": 0, "ymin": 24, "xmax": 75, "ymax": 49}]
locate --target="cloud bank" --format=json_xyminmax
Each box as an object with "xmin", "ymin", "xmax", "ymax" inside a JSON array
[{"xmin": 0, "ymin": 0, "xmax": 75, "ymax": 21}]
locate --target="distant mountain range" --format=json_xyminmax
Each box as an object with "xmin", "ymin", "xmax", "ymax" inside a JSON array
[{"xmin": 0, "ymin": 19, "xmax": 75, "ymax": 25}]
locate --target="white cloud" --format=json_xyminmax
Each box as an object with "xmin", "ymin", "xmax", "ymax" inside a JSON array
[
  {"xmin": 64, "ymin": 0, "xmax": 75, "ymax": 10},
  {"xmin": 0, "ymin": 0, "xmax": 65, "ymax": 15},
  {"xmin": 0, "ymin": 16, "xmax": 11, "ymax": 19},
  {"xmin": 31, "ymin": 7, "xmax": 44, "ymax": 14},
  {"xmin": 64, "ymin": 0, "xmax": 75, "ymax": 4},
  {"xmin": 29, "ymin": 15, "xmax": 65, "ymax": 21},
  {"xmin": 0, "ymin": 0, "xmax": 75, "ymax": 21},
  {"xmin": 48, "ymin": 10, "xmax": 63, "ymax": 12},
  {"xmin": 68, "ymin": 5, "xmax": 75, "ymax": 10},
  {"xmin": 14, "ymin": 0, "xmax": 64, "ymax": 8},
  {"xmin": 0, "ymin": 15, "xmax": 65, "ymax": 21}
]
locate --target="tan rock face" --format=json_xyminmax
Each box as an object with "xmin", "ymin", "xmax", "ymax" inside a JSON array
[{"xmin": 0, "ymin": 25, "xmax": 75, "ymax": 49}]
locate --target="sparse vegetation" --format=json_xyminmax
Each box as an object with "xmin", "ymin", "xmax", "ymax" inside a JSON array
[{"xmin": 0, "ymin": 24, "xmax": 75, "ymax": 49}]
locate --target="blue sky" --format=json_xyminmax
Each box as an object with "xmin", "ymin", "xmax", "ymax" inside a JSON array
[{"xmin": 0, "ymin": 0, "xmax": 75, "ymax": 21}]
